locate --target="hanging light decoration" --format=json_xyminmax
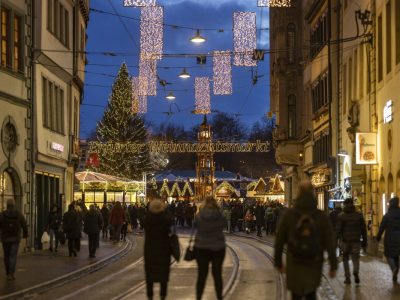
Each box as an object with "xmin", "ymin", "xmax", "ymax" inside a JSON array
[
  {"xmin": 190, "ymin": 29, "xmax": 207, "ymax": 43},
  {"xmin": 132, "ymin": 77, "xmax": 147, "ymax": 114},
  {"xmin": 138, "ymin": 59, "xmax": 157, "ymax": 96},
  {"xmin": 140, "ymin": 5, "xmax": 163, "ymax": 60},
  {"xmin": 166, "ymin": 91, "xmax": 176, "ymax": 100},
  {"xmin": 213, "ymin": 51, "xmax": 232, "ymax": 95},
  {"xmin": 257, "ymin": 0, "xmax": 291, "ymax": 7},
  {"xmin": 123, "ymin": 0, "xmax": 157, "ymax": 7},
  {"xmin": 178, "ymin": 68, "xmax": 191, "ymax": 79},
  {"xmin": 195, "ymin": 77, "xmax": 211, "ymax": 114},
  {"xmin": 233, "ymin": 12, "xmax": 257, "ymax": 67}
]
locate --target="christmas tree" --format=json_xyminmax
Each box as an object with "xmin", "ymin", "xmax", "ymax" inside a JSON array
[{"xmin": 96, "ymin": 63, "xmax": 152, "ymax": 180}]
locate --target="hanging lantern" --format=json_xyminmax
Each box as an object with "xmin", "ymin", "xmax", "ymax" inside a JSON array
[
  {"xmin": 195, "ymin": 77, "xmax": 211, "ymax": 114},
  {"xmin": 132, "ymin": 77, "xmax": 147, "ymax": 114},
  {"xmin": 257, "ymin": 0, "xmax": 291, "ymax": 7},
  {"xmin": 213, "ymin": 51, "xmax": 232, "ymax": 95},
  {"xmin": 140, "ymin": 5, "xmax": 163, "ymax": 60},
  {"xmin": 233, "ymin": 12, "xmax": 257, "ymax": 67},
  {"xmin": 123, "ymin": 0, "xmax": 157, "ymax": 7},
  {"xmin": 138, "ymin": 59, "xmax": 157, "ymax": 96}
]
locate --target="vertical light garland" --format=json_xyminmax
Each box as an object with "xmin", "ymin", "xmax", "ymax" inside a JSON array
[
  {"xmin": 140, "ymin": 5, "xmax": 163, "ymax": 60},
  {"xmin": 132, "ymin": 77, "xmax": 147, "ymax": 114},
  {"xmin": 257, "ymin": 0, "xmax": 291, "ymax": 7},
  {"xmin": 123, "ymin": 0, "xmax": 157, "ymax": 7},
  {"xmin": 139, "ymin": 59, "xmax": 157, "ymax": 96},
  {"xmin": 233, "ymin": 12, "xmax": 257, "ymax": 67},
  {"xmin": 213, "ymin": 51, "xmax": 232, "ymax": 95},
  {"xmin": 195, "ymin": 77, "xmax": 211, "ymax": 114}
]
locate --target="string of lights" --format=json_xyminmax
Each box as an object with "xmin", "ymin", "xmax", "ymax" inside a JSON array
[
  {"xmin": 132, "ymin": 77, "xmax": 148, "ymax": 113},
  {"xmin": 195, "ymin": 77, "xmax": 211, "ymax": 114},
  {"xmin": 139, "ymin": 59, "xmax": 158, "ymax": 96},
  {"xmin": 257, "ymin": 0, "xmax": 291, "ymax": 7},
  {"xmin": 140, "ymin": 5, "xmax": 164, "ymax": 60},
  {"xmin": 213, "ymin": 51, "xmax": 232, "ymax": 95},
  {"xmin": 233, "ymin": 12, "xmax": 257, "ymax": 67},
  {"xmin": 123, "ymin": 0, "xmax": 157, "ymax": 7}
]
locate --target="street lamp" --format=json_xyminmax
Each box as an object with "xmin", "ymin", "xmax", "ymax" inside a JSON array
[
  {"xmin": 178, "ymin": 68, "xmax": 191, "ymax": 79},
  {"xmin": 166, "ymin": 91, "xmax": 176, "ymax": 100},
  {"xmin": 190, "ymin": 29, "xmax": 206, "ymax": 43}
]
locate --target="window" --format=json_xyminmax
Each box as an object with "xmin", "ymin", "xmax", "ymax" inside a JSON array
[
  {"xmin": 73, "ymin": 97, "xmax": 79, "ymax": 137},
  {"xmin": 343, "ymin": 63, "xmax": 347, "ymax": 115},
  {"xmin": 47, "ymin": 0, "xmax": 69, "ymax": 47},
  {"xmin": 59, "ymin": 4, "xmax": 64, "ymax": 45},
  {"xmin": 13, "ymin": 15, "xmax": 22, "ymax": 72},
  {"xmin": 312, "ymin": 72, "xmax": 329, "ymax": 114},
  {"xmin": 1, "ymin": 7, "xmax": 23, "ymax": 72},
  {"xmin": 80, "ymin": 26, "xmax": 85, "ymax": 59},
  {"xmin": 359, "ymin": 44, "xmax": 364, "ymax": 98},
  {"xmin": 348, "ymin": 57, "xmax": 352, "ymax": 101},
  {"xmin": 353, "ymin": 49, "xmax": 358, "ymax": 99},
  {"xmin": 43, "ymin": 78, "xmax": 49, "ymax": 127},
  {"xmin": 386, "ymin": 1, "xmax": 392, "ymax": 74},
  {"xmin": 396, "ymin": 0, "xmax": 400, "ymax": 65},
  {"xmin": 42, "ymin": 77, "xmax": 64, "ymax": 134},
  {"xmin": 54, "ymin": 0, "xmax": 59, "ymax": 38},
  {"xmin": 378, "ymin": 14, "xmax": 383, "ymax": 82},
  {"xmin": 1, "ymin": 7, "xmax": 10, "ymax": 68},
  {"xmin": 310, "ymin": 12, "xmax": 328, "ymax": 58},
  {"xmin": 288, "ymin": 95, "xmax": 296, "ymax": 138},
  {"xmin": 47, "ymin": 0, "xmax": 53, "ymax": 31},
  {"xmin": 287, "ymin": 23, "xmax": 295, "ymax": 64},
  {"xmin": 64, "ymin": 10, "xmax": 69, "ymax": 48},
  {"xmin": 313, "ymin": 134, "xmax": 330, "ymax": 165}
]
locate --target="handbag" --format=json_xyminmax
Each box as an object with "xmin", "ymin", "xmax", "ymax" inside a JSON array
[
  {"xmin": 169, "ymin": 233, "xmax": 181, "ymax": 262},
  {"xmin": 184, "ymin": 230, "xmax": 195, "ymax": 261},
  {"xmin": 41, "ymin": 231, "xmax": 50, "ymax": 244}
]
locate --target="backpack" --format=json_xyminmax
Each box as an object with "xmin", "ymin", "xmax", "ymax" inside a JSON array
[
  {"xmin": 288, "ymin": 210, "xmax": 321, "ymax": 262},
  {"xmin": 1, "ymin": 213, "xmax": 20, "ymax": 238},
  {"xmin": 265, "ymin": 211, "xmax": 275, "ymax": 222}
]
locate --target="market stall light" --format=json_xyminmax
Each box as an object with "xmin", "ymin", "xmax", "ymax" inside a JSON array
[
  {"xmin": 190, "ymin": 29, "xmax": 206, "ymax": 43},
  {"xmin": 195, "ymin": 77, "xmax": 211, "ymax": 114},
  {"xmin": 213, "ymin": 50, "xmax": 232, "ymax": 95},
  {"xmin": 233, "ymin": 12, "xmax": 257, "ymax": 67},
  {"xmin": 257, "ymin": 0, "xmax": 291, "ymax": 7},
  {"xmin": 140, "ymin": 5, "xmax": 163, "ymax": 60},
  {"xmin": 138, "ymin": 59, "xmax": 157, "ymax": 96},
  {"xmin": 178, "ymin": 68, "xmax": 191, "ymax": 79},
  {"xmin": 132, "ymin": 77, "xmax": 148, "ymax": 113},
  {"xmin": 166, "ymin": 91, "xmax": 176, "ymax": 100}
]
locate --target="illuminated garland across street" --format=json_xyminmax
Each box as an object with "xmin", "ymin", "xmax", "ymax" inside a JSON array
[
  {"xmin": 139, "ymin": 59, "xmax": 157, "ymax": 96},
  {"xmin": 195, "ymin": 77, "xmax": 211, "ymax": 114},
  {"xmin": 233, "ymin": 12, "xmax": 257, "ymax": 67},
  {"xmin": 88, "ymin": 140, "xmax": 270, "ymax": 153},
  {"xmin": 140, "ymin": 5, "xmax": 163, "ymax": 60},
  {"xmin": 257, "ymin": 0, "xmax": 291, "ymax": 7},
  {"xmin": 213, "ymin": 51, "xmax": 232, "ymax": 95},
  {"xmin": 123, "ymin": 0, "xmax": 157, "ymax": 7},
  {"xmin": 132, "ymin": 77, "xmax": 147, "ymax": 113}
]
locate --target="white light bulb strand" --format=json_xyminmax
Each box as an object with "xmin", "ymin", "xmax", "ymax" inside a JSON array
[
  {"xmin": 123, "ymin": 0, "xmax": 157, "ymax": 7},
  {"xmin": 138, "ymin": 59, "xmax": 157, "ymax": 96},
  {"xmin": 195, "ymin": 77, "xmax": 211, "ymax": 114},
  {"xmin": 140, "ymin": 5, "xmax": 163, "ymax": 60},
  {"xmin": 213, "ymin": 51, "xmax": 232, "ymax": 95},
  {"xmin": 132, "ymin": 77, "xmax": 148, "ymax": 114},
  {"xmin": 257, "ymin": 0, "xmax": 291, "ymax": 7},
  {"xmin": 233, "ymin": 12, "xmax": 257, "ymax": 67}
]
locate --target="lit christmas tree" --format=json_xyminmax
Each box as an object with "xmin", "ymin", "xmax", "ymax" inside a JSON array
[{"xmin": 96, "ymin": 63, "xmax": 152, "ymax": 180}]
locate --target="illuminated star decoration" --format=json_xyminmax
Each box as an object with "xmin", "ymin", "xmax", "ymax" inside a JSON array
[
  {"xmin": 195, "ymin": 77, "xmax": 211, "ymax": 114},
  {"xmin": 140, "ymin": 5, "xmax": 163, "ymax": 60},
  {"xmin": 123, "ymin": 0, "xmax": 157, "ymax": 7},
  {"xmin": 233, "ymin": 12, "xmax": 257, "ymax": 67},
  {"xmin": 132, "ymin": 77, "xmax": 147, "ymax": 114},
  {"xmin": 139, "ymin": 59, "xmax": 157, "ymax": 96},
  {"xmin": 213, "ymin": 51, "xmax": 232, "ymax": 95},
  {"xmin": 257, "ymin": 0, "xmax": 291, "ymax": 7}
]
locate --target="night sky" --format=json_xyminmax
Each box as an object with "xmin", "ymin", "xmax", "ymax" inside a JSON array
[{"xmin": 81, "ymin": 0, "xmax": 270, "ymax": 138}]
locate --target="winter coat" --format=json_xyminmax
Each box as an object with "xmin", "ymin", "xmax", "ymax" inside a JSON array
[
  {"xmin": 63, "ymin": 209, "xmax": 81, "ymax": 239},
  {"xmin": 194, "ymin": 207, "xmax": 226, "ymax": 251},
  {"xmin": 84, "ymin": 210, "xmax": 103, "ymax": 235},
  {"xmin": 222, "ymin": 208, "xmax": 232, "ymax": 221},
  {"xmin": 336, "ymin": 204, "xmax": 367, "ymax": 246},
  {"xmin": 48, "ymin": 211, "xmax": 62, "ymax": 230},
  {"xmin": 274, "ymin": 195, "xmax": 337, "ymax": 296},
  {"xmin": 254, "ymin": 205, "xmax": 265, "ymax": 225},
  {"xmin": 109, "ymin": 206, "xmax": 125, "ymax": 226},
  {"xmin": 144, "ymin": 212, "xmax": 172, "ymax": 283},
  {"xmin": 100, "ymin": 207, "xmax": 110, "ymax": 227},
  {"xmin": 0, "ymin": 208, "xmax": 28, "ymax": 243},
  {"xmin": 377, "ymin": 198, "xmax": 400, "ymax": 257}
]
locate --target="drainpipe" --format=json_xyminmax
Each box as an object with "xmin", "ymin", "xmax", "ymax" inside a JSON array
[{"xmin": 336, "ymin": 0, "xmax": 341, "ymax": 189}]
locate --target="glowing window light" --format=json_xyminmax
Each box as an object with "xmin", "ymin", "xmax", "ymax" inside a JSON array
[
  {"xmin": 132, "ymin": 77, "xmax": 147, "ymax": 113},
  {"xmin": 195, "ymin": 77, "xmax": 211, "ymax": 114},
  {"xmin": 123, "ymin": 0, "xmax": 157, "ymax": 7},
  {"xmin": 257, "ymin": 0, "xmax": 291, "ymax": 7},
  {"xmin": 233, "ymin": 12, "xmax": 257, "ymax": 67},
  {"xmin": 138, "ymin": 59, "xmax": 157, "ymax": 96},
  {"xmin": 140, "ymin": 6, "xmax": 163, "ymax": 60},
  {"xmin": 213, "ymin": 51, "xmax": 232, "ymax": 95}
]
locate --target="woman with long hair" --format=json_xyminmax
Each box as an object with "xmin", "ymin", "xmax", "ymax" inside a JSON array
[{"xmin": 194, "ymin": 196, "xmax": 227, "ymax": 300}]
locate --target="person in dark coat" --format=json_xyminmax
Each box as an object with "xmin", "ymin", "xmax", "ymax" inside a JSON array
[
  {"xmin": 84, "ymin": 205, "xmax": 103, "ymax": 258},
  {"xmin": 100, "ymin": 204, "xmax": 110, "ymax": 239},
  {"xmin": 336, "ymin": 198, "xmax": 367, "ymax": 284},
  {"xmin": 143, "ymin": 199, "xmax": 172, "ymax": 300},
  {"xmin": 0, "ymin": 199, "xmax": 28, "ymax": 281},
  {"xmin": 254, "ymin": 202, "xmax": 265, "ymax": 237},
  {"xmin": 377, "ymin": 196, "xmax": 400, "ymax": 282},
  {"xmin": 109, "ymin": 201, "xmax": 125, "ymax": 243},
  {"xmin": 129, "ymin": 204, "xmax": 138, "ymax": 229},
  {"xmin": 63, "ymin": 204, "xmax": 81, "ymax": 257},
  {"xmin": 194, "ymin": 196, "xmax": 227, "ymax": 300},
  {"xmin": 274, "ymin": 181, "xmax": 337, "ymax": 300},
  {"xmin": 47, "ymin": 205, "xmax": 62, "ymax": 252}
]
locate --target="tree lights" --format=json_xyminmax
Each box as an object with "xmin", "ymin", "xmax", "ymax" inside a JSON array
[
  {"xmin": 132, "ymin": 77, "xmax": 148, "ymax": 113},
  {"xmin": 213, "ymin": 51, "xmax": 232, "ymax": 95},
  {"xmin": 257, "ymin": 0, "xmax": 291, "ymax": 7},
  {"xmin": 233, "ymin": 12, "xmax": 257, "ymax": 67},
  {"xmin": 195, "ymin": 77, "xmax": 211, "ymax": 114},
  {"xmin": 140, "ymin": 5, "xmax": 164, "ymax": 60},
  {"xmin": 123, "ymin": 0, "xmax": 157, "ymax": 7}
]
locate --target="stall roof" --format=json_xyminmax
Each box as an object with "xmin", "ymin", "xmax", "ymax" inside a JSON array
[
  {"xmin": 154, "ymin": 170, "xmax": 254, "ymax": 182},
  {"xmin": 75, "ymin": 171, "xmax": 129, "ymax": 183}
]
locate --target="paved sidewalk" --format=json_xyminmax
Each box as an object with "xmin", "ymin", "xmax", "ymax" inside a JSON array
[{"xmin": 0, "ymin": 233, "xmax": 137, "ymax": 298}]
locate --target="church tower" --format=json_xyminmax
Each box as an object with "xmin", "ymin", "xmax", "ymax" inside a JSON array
[{"xmin": 195, "ymin": 115, "xmax": 215, "ymax": 199}]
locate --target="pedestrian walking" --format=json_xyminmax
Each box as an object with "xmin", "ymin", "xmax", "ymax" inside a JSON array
[
  {"xmin": 143, "ymin": 199, "xmax": 172, "ymax": 300},
  {"xmin": 47, "ymin": 205, "xmax": 62, "ymax": 252},
  {"xmin": 109, "ymin": 201, "xmax": 125, "ymax": 243},
  {"xmin": 244, "ymin": 210, "xmax": 253, "ymax": 234},
  {"xmin": 84, "ymin": 205, "xmax": 103, "ymax": 258},
  {"xmin": 265, "ymin": 206, "xmax": 275, "ymax": 235},
  {"xmin": 274, "ymin": 181, "xmax": 337, "ymax": 300},
  {"xmin": 121, "ymin": 205, "xmax": 131, "ymax": 242},
  {"xmin": 63, "ymin": 204, "xmax": 81, "ymax": 257},
  {"xmin": 0, "ymin": 199, "xmax": 28, "ymax": 281},
  {"xmin": 100, "ymin": 204, "xmax": 110, "ymax": 239},
  {"xmin": 376, "ymin": 196, "xmax": 400, "ymax": 282},
  {"xmin": 254, "ymin": 202, "xmax": 265, "ymax": 237},
  {"xmin": 194, "ymin": 196, "xmax": 227, "ymax": 300},
  {"xmin": 222, "ymin": 205, "xmax": 232, "ymax": 233},
  {"xmin": 336, "ymin": 198, "xmax": 367, "ymax": 284}
]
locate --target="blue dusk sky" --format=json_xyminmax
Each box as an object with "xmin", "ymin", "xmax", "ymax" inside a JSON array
[{"xmin": 81, "ymin": 0, "xmax": 270, "ymax": 138}]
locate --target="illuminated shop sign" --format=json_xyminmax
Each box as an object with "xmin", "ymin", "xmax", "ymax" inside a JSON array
[
  {"xmin": 51, "ymin": 142, "xmax": 64, "ymax": 152},
  {"xmin": 383, "ymin": 100, "xmax": 393, "ymax": 124},
  {"xmin": 355, "ymin": 133, "xmax": 377, "ymax": 165}
]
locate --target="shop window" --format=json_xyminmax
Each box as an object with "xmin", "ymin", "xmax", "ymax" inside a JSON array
[
  {"xmin": 317, "ymin": 192, "xmax": 325, "ymax": 210},
  {"xmin": 0, "ymin": 171, "xmax": 14, "ymax": 212},
  {"xmin": 287, "ymin": 23, "xmax": 295, "ymax": 64}
]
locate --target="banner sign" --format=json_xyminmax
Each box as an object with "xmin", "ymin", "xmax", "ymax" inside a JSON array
[{"xmin": 355, "ymin": 132, "xmax": 378, "ymax": 164}]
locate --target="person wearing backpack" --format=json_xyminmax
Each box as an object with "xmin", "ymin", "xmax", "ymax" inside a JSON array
[
  {"xmin": 0, "ymin": 199, "xmax": 28, "ymax": 281},
  {"xmin": 274, "ymin": 181, "xmax": 337, "ymax": 300},
  {"xmin": 265, "ymin": 206, "xmax": 275, "ymax": 235},
  {"xmin": 336, "ymin": 198, "xmax": 367, "ymax": 284}
]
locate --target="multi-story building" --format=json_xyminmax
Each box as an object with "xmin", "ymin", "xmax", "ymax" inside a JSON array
[{"xmin": 31, "ymin": 0, "xmax": 89, "ymax": 248}]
